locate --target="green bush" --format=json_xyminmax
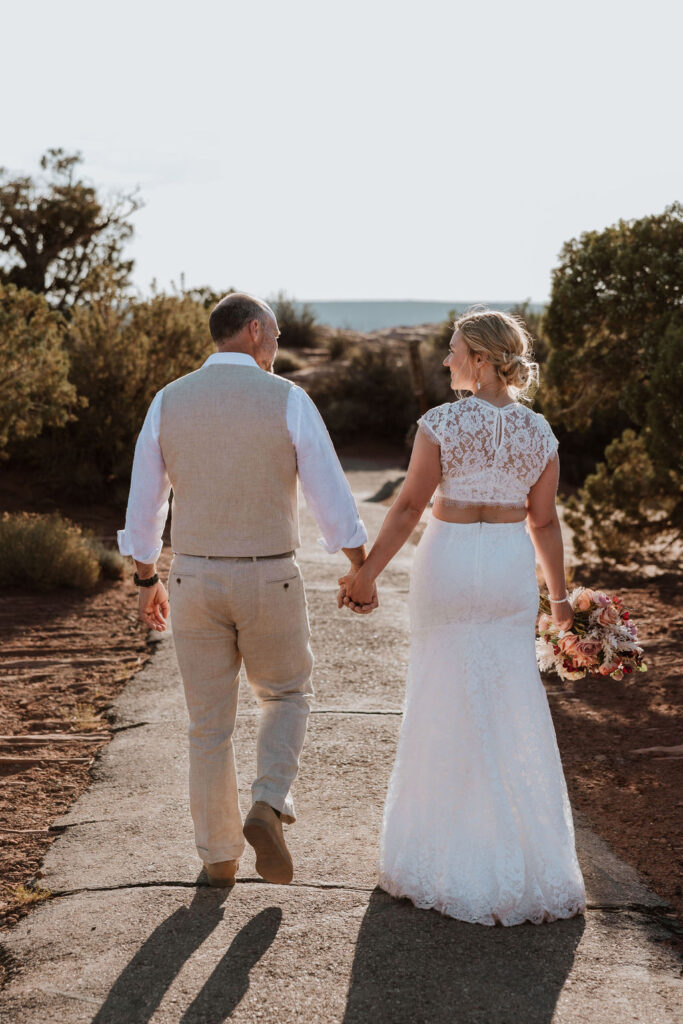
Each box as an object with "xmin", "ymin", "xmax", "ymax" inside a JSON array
[
  {"xmin": 0, "ymin": 513, "xmax": 103, "ymax": 590},
  {"xmin": 326, "ymin": 335, "xmax": 351, "ymax": 361},
  {"xmin": 84, "ymin": 535, "xmax": 126, "ymax": 580},
  {"xmin": 564, "ymin": 429, "xmax": 677, "ymax": 564},
  {"xmin": 18, "ymin": 287, "xmax": 213, "ymax": 499},
  {"xmin": 0, "ymin": 284, "xmax": 77, "ymax": 453},
  {"xmin": 274, "ymin": 349, "xmax": 304, "ymax": 374},
  {"xmin": 307, "ymin": 344, "xmax": 417, "ymax": 447},
  {"xmin": 270, "ymin": 292, "xmax": 320, "ymax": 349},
  {"xmin": 543, "ymin": 204, "xmax": 683, "ymax": 560}
]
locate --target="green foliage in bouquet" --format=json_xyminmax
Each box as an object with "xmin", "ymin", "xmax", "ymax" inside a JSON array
[
  {"xmin": 543, "ymin": 203, "xmax": 683, "ymax": 563},
  {"xmin": 0, "ymin": 283, "xmax": 78, "ymax": 452}
]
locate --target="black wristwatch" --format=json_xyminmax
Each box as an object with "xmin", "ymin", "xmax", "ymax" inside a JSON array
[{"xmin": 134, "ymin": 572, "xmax": 160, "ymax": 588}]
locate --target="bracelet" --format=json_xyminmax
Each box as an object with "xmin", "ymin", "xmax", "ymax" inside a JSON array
[
  {"xmin": 134, "ymin": 572, "xmax": 160, "ymax": 588},
  {"xmin": 548, "ymin": 592, "xmax": 569, "ymax": 604}
]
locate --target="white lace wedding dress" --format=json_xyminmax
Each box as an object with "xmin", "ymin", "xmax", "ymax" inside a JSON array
[{"xmin": 378, "ymin": 395, "xmax": 587, "ymax": 926}]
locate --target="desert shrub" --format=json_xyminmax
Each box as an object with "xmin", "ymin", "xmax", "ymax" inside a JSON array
[
  {"xmin": 20, "ymin": 287, "xmax": 213, "ymax": 499},
  {"xmin": 0, "ymin": 283, "xmax": 77, "ymax": 453},
  {"xmin": 274, "ymin": 349, "xmax": 304, "ymax": 374},
  {"xmin": 543, "ymin": 204, "xmax": 683, "ymax": 561},
  {"xmin": 270, "ymin": 292, "xmax": 320, "ymax": 349},
  {"xmin": 307, "ymin": 344, "xmax": 417, "ymax": 447},
  {"xmin": 84, "ymin": 535, "xmax": 126, "ymax": 580},
  {"xmin": 326, "ymin": 335, "xmax": 351, "ymax": 361},
  {"xmin": 0, "ymin": 512, "xmax": 102, "ymax": 590}
]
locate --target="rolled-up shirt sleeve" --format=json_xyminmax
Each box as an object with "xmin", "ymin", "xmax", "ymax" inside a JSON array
[
  {"xmin": 116, "ymin": 391, "xmax": 171, "ymax": 564},
  {"xmin": 288, "ymin": 386, "xmax": 368, "ymax": 553}
]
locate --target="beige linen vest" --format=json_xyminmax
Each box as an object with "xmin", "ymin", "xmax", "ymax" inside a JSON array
[{"xmin": 159, "ymin": 363, "xmax": 300, "ymax": 556}]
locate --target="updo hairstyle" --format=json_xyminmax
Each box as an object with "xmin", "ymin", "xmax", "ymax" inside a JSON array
[{"xmin": 454, "ymin": 307, "xmax": 539, "ymax": 400}]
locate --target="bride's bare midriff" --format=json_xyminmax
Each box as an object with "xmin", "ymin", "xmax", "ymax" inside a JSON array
[{"xmin": 431, "ymin": 497, "xmax": 527, "ymax": 524}]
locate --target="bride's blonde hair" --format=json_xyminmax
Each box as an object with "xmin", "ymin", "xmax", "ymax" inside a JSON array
[{"xmin": 454, "ymin": 306, "xmax": 539, "ymax": 401}]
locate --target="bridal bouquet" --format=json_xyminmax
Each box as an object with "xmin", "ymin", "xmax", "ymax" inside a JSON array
[{"xmin": 536, "ymin": 587, "xmax": 647, "ymax": 682}]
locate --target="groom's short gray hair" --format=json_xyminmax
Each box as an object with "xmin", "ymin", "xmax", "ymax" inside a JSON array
[{"xmin": 209, "ymin": 292, "xmax": 274, "ymax": 342}]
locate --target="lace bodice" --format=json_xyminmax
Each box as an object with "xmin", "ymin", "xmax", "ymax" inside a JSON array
[{"xmin": 418, "ymin": 395, "xmax": 558, "ymax": 508}]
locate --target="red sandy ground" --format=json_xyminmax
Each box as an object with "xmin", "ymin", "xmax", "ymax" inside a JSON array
[{"xmin": 0, "ymin": 527, "xmax": 681, "ymax": 944}]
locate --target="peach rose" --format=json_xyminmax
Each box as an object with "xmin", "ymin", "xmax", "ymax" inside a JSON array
[
  {"xmin": 575, "ymin": 589, "xmax": 594, "ymax": 611},
  {"xmin": 538, "ymin": 613, "xmax": 553, "ymax": 632},
  {"xmin": 597, "ymin": 605, "xmax": 619, "ymax": 627},
  {"xmin": 558, "ymin": 634, "xmax": 580, "ymax": 655}
]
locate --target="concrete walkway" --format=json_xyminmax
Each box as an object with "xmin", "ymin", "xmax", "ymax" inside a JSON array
[{"xmin": 1, "ymin": 469, "xmax": 680, "ymax": 1023}]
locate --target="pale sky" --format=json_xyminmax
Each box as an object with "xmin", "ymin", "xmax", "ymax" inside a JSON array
[{"xmin": 3, "ymin": 0, "xmax": 681, "ymax": 304}]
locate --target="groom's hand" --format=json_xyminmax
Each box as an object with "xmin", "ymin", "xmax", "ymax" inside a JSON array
[
  {"xmin": 337, "ymin": 568, "xmax": 379, "ymax": 614},
  {"xmin": 138, "ymin": 580, "xmax": 170, "ymax": 631},
  {"xmin": 134, "ymin": 560, "xmax": 169, "ymax": 632}
]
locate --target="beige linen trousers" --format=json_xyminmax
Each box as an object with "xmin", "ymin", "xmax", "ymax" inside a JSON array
[{"xmin": 170, "ymin": 551, "xmax": 314, "ymax": 863}]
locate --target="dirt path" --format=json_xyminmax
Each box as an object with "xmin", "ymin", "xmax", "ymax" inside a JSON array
[
  {"xmin": 548, "ymin": 570, "xmax": 683, "ymax": 923},
  {"xmin": 0, "ymin": 549, "xmax": 171, "ymax": 929}
]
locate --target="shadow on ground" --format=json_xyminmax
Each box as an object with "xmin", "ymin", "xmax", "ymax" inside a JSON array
[
  {"xmin": 343, "ymin": 890, "xmax": 584, "ymax": 1024},
  {"xmin": 91, "ymin": 888, "xmax": 282, "ymax": 1024}
]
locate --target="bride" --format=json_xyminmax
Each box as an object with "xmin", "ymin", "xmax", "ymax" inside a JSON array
[{"xmin": 340, "ymin": 308, "xmax": 586, "ymax": 926}]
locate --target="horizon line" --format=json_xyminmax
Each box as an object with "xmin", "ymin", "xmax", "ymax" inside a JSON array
[{"xmin": 297, "ymin": 297, "xmax": 548, "ymax": 306}]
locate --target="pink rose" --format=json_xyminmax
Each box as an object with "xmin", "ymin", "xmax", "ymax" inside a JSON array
[
  {"xmin": 573, "ymin": 638, "xmax": 602, "ymax": 671},
  {"xmin": 592, "ymin": 591, "xmax": 610, "ymax": 607},
  {"xmin": 597, "ymin": 605, "xmax": 619, "ymax": 627},
  {"xmin": 538, "ymin": 613, "xmax": 553, "ymax": 632},
  {"xmin": 572, "ymin": 639, "xmax": 601, "ymax": 668},
  {"xmin": 575, "ymin": 589, "xmax": 594, "ymax": 611},
  {"xmin": 576, "ymin": 638, "xmax": 601, "ymax": 656}
]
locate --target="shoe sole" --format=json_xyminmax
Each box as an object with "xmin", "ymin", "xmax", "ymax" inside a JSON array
[
  {"xmin": 205, "ymin": 873, "xmax": 237, "ymax": 888},
  {"xmin": 243, "ymin": 820, "xmax": 294, "ymax": 884}
]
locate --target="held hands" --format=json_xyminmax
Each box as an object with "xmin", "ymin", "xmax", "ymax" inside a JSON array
[
  {"xmin": 337, "ymin": 565, "xmax": 379, "ymax": 615},
  {"xmin": 138, "ymin": 581, "xmax": 170, "ymax": 632}
]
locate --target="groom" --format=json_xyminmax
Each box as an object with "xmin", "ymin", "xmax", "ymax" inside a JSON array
[{"xmin": 118, "ymin": 292, "xmax": 376, "ymax": 888}]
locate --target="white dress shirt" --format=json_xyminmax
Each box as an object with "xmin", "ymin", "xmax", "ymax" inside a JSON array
[{"xmin": 117, "ymin": 352, "xmax": 368, "ymax": 563}]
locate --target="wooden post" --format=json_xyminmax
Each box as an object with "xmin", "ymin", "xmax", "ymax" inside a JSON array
[{"xmin": 407, "ymin": 338, "xmax": 430, "ymax": 416}]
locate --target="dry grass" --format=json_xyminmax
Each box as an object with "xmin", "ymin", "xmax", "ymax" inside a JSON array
[
  {"xmin": 0, "ymin": 512, "xmax": 124, "ymax": 590},
  {"xmin": 10, "ymin": 884, "xmax": 52, "ymax": 908}
]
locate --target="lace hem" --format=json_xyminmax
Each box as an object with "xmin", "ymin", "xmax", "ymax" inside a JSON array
[
  {"xmin": 434, "ymin": 495, "xmax": 526, "ymax": 510},
  {"xmin": 378, "ymin": 874, "xmax": 586, "ymax": 927}
]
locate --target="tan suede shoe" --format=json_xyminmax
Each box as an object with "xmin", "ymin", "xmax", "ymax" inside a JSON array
[
  {"xmin": 243, "ymin": 801, "xmax": 294, "ymax": 884},
  {"xmin": 203, "ymin": 858, "xmax": 239, "ymax": 888}
]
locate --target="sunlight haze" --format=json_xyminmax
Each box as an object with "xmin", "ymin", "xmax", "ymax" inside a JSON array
[{"xmin": 3, "ymin": 0, "xmax": 680, "ymax": 304}]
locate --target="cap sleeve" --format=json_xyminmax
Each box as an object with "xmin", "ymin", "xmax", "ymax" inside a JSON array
[
  {"xmin": 541, "ymin": 415, "xmax": 559, "ymax": 466},
  {"xmin": 417, "ymin": 407, "xmax": 442, "ymax": 445}
]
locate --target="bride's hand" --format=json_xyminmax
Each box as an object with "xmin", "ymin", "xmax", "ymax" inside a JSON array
[
  {"xmin": 337, "ymin": 567, "xmax": 379, "ymax": 614},
  {"xmin": 551, "ymin": 599, "xmax": 574, "ymax": 632}
]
